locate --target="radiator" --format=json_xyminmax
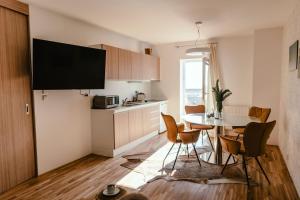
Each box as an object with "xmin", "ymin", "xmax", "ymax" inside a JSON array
[{"xmin": 223, "ymin": 105, "xmax": 250, "ymax": 116}]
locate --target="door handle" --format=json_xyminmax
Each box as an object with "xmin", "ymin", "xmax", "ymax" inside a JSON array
[{"xmin": 26, "ymin": 104, "xmax": 30, "ymax": 115}]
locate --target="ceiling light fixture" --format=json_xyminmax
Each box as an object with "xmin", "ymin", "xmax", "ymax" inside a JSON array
[{"xmin": 186, "ymin": 21, "xmax": 210, "ymax": 56}]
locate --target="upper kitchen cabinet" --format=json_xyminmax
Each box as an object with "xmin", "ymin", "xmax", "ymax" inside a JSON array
[
  {"xmin": 100, "ymin": 44, "xmax": 160, "ymax": 81},
  {"xmin": 143, "ymin": 54, "xmax": 160, "ymax": 81},
  {"xmin": 131, "ymin": 51, "xmax": 143, "ymax": 80},
  {"xmin": 102, "ymin": 44, "xmax": 119, "ymax": 79},
  {"xmin": 118, "ymin": 48, "xmax": 132, "ymax": 80}
]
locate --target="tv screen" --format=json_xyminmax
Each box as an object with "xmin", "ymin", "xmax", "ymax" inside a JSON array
[{"xmin": 33, "ymin": 39, "xmax": 106, "ymax": 90}]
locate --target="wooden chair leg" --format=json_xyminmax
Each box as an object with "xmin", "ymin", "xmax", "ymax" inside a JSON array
[
  {"xmin": 242, "ymin": 155, "xmax": 250, "ymax": 186},
  {"xmin": 221, "ymin": 154, "xmax": 232, "ymax": 174},
  {"xmin": 163, "ymin": 143, "xmax": 175, "ymax": 168},
  {"xmin": 172, "ymin": 143, "xmax": 182, "ymax": 170},
  {"xmin": 206, "ymin": 130, "xmax": 214, "ymax": 151},
  {"xmin": 255, "ymin": 157, "xmax": 271, "ymax": 184},
  {"xmin": 192, "ymin": 143, "xmax": 201, "ymax": 167}
]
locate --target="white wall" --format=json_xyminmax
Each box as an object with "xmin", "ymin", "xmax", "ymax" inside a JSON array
[
  {"xmin": 151, "ymin": 44, "xmax": 183, "ymax": 121},
  {"xmin": 279, "ymin": 1, "xmax": 300, "ymax": 194},
  {"xmin": 152, "ymin": 36, "xmax": 254, "ymax": 121},
  {"xmin": 252, "ymin": 27, "xmax": 283, "ymax": 145},
  {"xmin": 30, "ymin": 5, "xmax": 152, "ymax": 174},
  {"xmin": 217, "ymin": 36, "xmax": 254, "ymax": 106}
]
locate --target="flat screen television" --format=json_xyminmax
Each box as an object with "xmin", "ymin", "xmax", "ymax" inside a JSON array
[{"xmin": 33, "ymin": 39, "xmax": 106, "ymax": 90}]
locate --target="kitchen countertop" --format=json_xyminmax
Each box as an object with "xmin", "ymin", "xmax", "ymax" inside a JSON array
[{"xmin": 91, "ymin": 100, "xmax": 167, "ymax": 113}]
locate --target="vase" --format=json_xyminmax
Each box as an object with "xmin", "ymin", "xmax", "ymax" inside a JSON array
[
  {"xmin": 215, "ymin": 101, "xmax": 223, "ymax": 119},
  {"xmin": 215, "ymin": 111, "xmax": 223, "ymax": 119}
]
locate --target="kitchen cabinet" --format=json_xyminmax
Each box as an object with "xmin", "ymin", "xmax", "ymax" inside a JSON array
[
  {"xmin": 102, "ymin": 44, "xmax": 119, "ymax": 79},
  {"xmin": 143, "ymin": 54, "xmax": 160, "ymax": 80},
  {"xmin": 143, "ymin": 105, "xmax": 160, "ymax": 136},
  {"xmin": 129, "ymin": 109, "xmax": 143, "ymax": 141},
  {"xmin": 91, "ymin": 102, "xmax": 161, "ymax": 157},
  {"xmin": 131, "ymin": 51, "xmax": 143, "ymax": 80},
  {"xmin": 118, "ymin": 48, "xmax": 132, "ymax": 80},
  {"xmin": 114, "ymin": 111, "xmax": 129, "ymax": 148},
  {"xmin": 99, "ymin": 43, "xmax": 160, "ymax": 81},
  {"xmin": 159, "ymin": 101, "xmax": 168, "ymax": 133}
]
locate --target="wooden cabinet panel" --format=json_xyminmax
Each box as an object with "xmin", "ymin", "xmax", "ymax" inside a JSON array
[
  {"xmin": 131, "ymin": 51, "xmax": 143, "ymax": 80},
  {"xmin": 129, "ymin": 109, "xmax": 143, "ymax": 141},
  {"xmin": 142, "ymin": 54, "xmax": 151, "ymax": 80},
  {"xmin": 118, "ymin": 49, "xmax": 132, "ymax": 80},
  {"xmin": 99, "ymin": 44, "xmax": 160, "ymax": 81},
  {"xmin": 114, "ymin": 105, "xmax": 159, "ymax": 149},
  {"xmin": 0, "ymin": 5, "xmax": 35, "ymax": 194},
  {"xmin": 152, "ymin": 57, "xmax": 160, "ymax": 80},
  {"xmin": 143, "ymin": 105, "xmax": 160, "ymax": 136},
  {"xmin": 114, "ymin": 111, "xmax": 129, "ymax": 148},
  {"xmin": 102, "ymin": 44, "xmax": 119, "ymax": 79},
  {"xmin": 142, "ymin": 54, "xmax": 160, "ymax": 80}
]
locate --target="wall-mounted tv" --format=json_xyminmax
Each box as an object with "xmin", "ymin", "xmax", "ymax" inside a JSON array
[{"xmin": 33, "ymin": 39, "xmax": 106, "ymax": 90}]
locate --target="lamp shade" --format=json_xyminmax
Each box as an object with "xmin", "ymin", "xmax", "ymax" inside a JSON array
[{"xmin": 186, "ymin": 47, "xmax": 210, "ymax": 56}]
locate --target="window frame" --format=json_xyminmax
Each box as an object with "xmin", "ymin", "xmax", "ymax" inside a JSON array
[{"xmin": 180, "ymin": 58, "xmax": 209, "ymax": 118}]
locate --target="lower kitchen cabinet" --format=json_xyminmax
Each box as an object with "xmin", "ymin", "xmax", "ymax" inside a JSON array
[
  {"xmin": 114, "ymin": 111, "xmax": 130, "ymax": 148},
  {"xmin": 91, "ymin": 103, "xmax": 161, "ymax": 157},
  {"xmin": 129, "ymin": 109, "xmax": 144, "ymax": 142},
  {"xmin": 142, "ymin": 105, "xmax": 160, "ymax": 136}
]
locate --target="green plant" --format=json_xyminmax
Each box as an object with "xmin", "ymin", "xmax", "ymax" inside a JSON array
[{"xmin": 212, "ymin": 79, "xmax": 232, "ymax": 113}]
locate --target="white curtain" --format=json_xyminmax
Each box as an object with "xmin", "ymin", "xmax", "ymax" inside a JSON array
[{"xmin": 207, "ymin": 43, "xmax": 222, "ymax": 110}]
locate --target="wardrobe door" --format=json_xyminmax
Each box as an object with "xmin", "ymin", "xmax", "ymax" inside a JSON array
[{"xmin": 0, "ymin": 4, "xmax": 35, "ymax": 194}]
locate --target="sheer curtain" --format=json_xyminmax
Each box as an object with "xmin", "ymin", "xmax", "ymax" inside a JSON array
[{"xmin": 207, "ymin": 43, "xmax": 222, "ymax": 110}]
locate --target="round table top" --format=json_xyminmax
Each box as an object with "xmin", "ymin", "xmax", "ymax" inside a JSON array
[{"xmin": 183, "ymin": 113, "xmax": 260, "ymax": 127}]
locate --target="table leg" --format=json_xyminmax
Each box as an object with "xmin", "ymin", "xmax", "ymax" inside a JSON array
[
  {"xmin": 199, "ymin": 125, "xmax": 236, "ymax": 165},
  {"xmin": 215, "ymin": 126, "xmax": 222, "ymax": 165}
]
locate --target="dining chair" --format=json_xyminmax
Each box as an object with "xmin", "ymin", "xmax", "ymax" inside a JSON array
[
  {"xmin": 185, "ymin": 105, "xmax": 214, "ymax": 151},
  {"xmin": 220, "ymin": 120, "xmax": 276, "ymax": 186},
  {"xmin": 233, "ymin": 106, "xmax": 271, "ymax": 140},
  {"xmin": 161, "ymin": 113, "xmax": 201, "ymax": 170}
]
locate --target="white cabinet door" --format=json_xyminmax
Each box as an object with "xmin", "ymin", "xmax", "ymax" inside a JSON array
[{"xmin": 160, "ymin": 102, "xmax": 168, "ymax": 132}]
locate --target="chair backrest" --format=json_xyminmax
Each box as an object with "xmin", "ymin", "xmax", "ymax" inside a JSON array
[
  {"xmin": 161, "ymin": 113, "xmax": 178, "ymax": 143},
  {"xmin": 243, "ymin": 121, "xmax": 276, "ymax": 157},
  {"xmin": 248, "ymin": 106, "xmax": 271, "ymax": 122},
  {"xmin": 185, "ymin": 105, "xmax": 205, "ymax": 114}
]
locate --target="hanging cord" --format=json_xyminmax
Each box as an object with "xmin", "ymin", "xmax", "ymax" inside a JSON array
[{"xmin": 195, "ymin": 21, "xmax": 202, "ymax": 47}]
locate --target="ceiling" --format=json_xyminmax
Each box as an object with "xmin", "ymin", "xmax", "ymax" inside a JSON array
[{"xmin": 21, "ymin": 0, "xmax": 296, "ymax": 44}]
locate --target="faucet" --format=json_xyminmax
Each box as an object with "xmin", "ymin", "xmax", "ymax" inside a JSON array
[{"xmin": 122, "ymin": 98, "xmax": 128, "ymax": 106}]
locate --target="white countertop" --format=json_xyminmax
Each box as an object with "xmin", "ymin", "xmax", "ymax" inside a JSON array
[{"xmin": 92, "ymin": 100, "xmax": 167, "ymax": 113}]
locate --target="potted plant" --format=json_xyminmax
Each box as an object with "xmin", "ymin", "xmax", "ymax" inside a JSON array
[{"xmin": 212, "ymin": 79, "xmax": 232, "ymax": 119}]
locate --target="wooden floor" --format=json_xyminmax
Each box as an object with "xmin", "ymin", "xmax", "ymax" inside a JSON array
[{"xmin": 0, "ymin": 133, "xmax": 298, "ymax": 200}]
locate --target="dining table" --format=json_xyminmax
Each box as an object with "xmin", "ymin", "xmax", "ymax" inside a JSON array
[{"xmin": 183, "ymin": 113, "xmax": 260, "ymax": 165}]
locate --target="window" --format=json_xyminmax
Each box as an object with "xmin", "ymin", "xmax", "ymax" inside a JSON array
[{"xmin": 180, "ymin": 58, "xmax": 210, "ymax": 118}]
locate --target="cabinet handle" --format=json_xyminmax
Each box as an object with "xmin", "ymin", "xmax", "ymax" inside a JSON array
[{"xmin": 26, "ymin": 104, "xmax": 30, "ymax": 115}]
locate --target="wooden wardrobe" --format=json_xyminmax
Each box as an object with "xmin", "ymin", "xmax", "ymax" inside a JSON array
[{"xmin": 0, "ymin": 0, "xmax": 36, "ymax": 194}]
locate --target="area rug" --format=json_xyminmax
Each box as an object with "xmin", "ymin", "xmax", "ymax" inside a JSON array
[{"xmin": 120, "ymin": 145, "xmax": 249, "ymax": 186}]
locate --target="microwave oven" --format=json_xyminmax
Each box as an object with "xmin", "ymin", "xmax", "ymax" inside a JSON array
[{"xmin": 92, "ymin": 95, "xmax": 119, "ymax": 109}]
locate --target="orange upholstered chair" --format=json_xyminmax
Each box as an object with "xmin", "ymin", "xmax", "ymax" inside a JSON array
[
  {"xmin": 233, "ymin": 106, "xmax": 271, "ymax": 140},
  {"xmin": 220, "ymin": 121, "xmax": 276, "ymax": 186},
  {"xmin": 161, "ymin": 113, "xmax": 201, "ymax": 170},
  {"xmin": 185, "ymin": 105, "xmax": 214, "ymax": 151}
]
